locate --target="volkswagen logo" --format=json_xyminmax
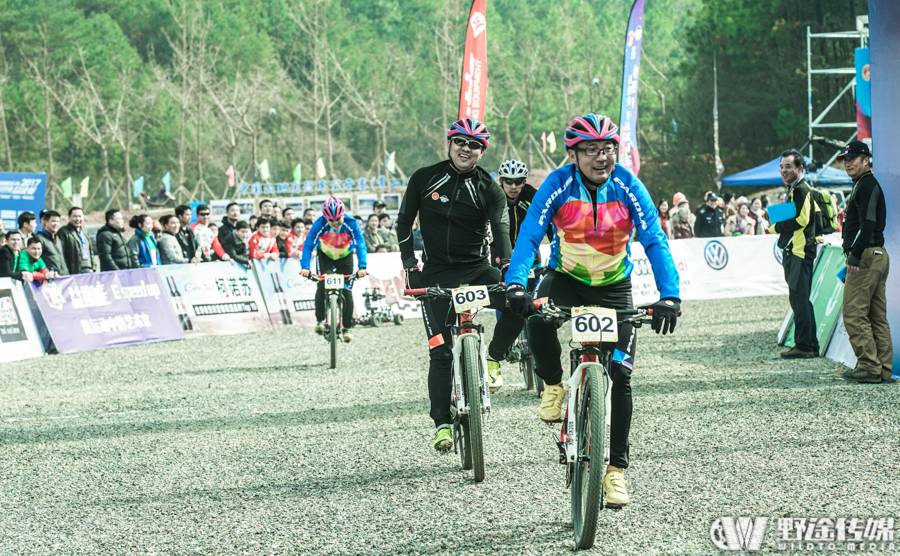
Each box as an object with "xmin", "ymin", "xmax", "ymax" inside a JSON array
[
  {"xmin": 773, "ymin": 240, "xmax": 783, "ymax": 265},
  {"xmin": 704, "ymin": 241, "xmax": 729, "ymax": 270},
  {"xmin": 631, "ymin": 257, "xmax": 653, "ymax": 277}
]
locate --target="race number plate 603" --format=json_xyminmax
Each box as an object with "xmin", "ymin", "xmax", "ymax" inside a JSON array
[
  {"xmin": 451, "ymin": 285, "xmax": 490, "ymax": 313},
  {"xmin": 324, "ymin": 274, "xmax": 344, "ymax": 290},
  {"xmin": 571, "ymin": 306, "xmax": 618, "ymax": 343}
]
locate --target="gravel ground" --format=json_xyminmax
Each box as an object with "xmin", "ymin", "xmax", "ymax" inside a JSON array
[{"xmin": 1, "ymin": 295, "xmax": 898, "ymax": 555}]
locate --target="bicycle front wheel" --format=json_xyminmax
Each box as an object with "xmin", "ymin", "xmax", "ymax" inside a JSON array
[
  {"xmin": 571, "ymin": 364, "xmax": 608, "ymax": 550},
  {"xmin": 328, "ymin": 295, "xmax": 339, "ymax": 369},
  {"xmin": 461, "ymin": 336, "xmax": 485, "ymax": 482}
]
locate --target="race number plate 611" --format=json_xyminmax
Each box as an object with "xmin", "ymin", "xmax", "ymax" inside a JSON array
[
  {"xmin": 571, "ymin": 307, "xmax": 618, "ymax": 343},
  {"xmin": 324, "ymin": 274, "xmax": 344, "ymax": 290},
  {"xmin": 451, "ymin": 285, "xmax": 490, "ymax": 313}
]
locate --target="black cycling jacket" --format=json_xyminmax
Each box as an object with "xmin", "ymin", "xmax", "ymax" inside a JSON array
[{"xmin": 396, "ymin": 160, "xmax": 511, "ymax": 269}]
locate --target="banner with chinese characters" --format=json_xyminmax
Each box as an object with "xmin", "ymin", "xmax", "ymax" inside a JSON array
[
  {"xmin": 155, "ymin": 262, "xmax": 272, "ymax": 337},
  {"xmin": 254, "ymin": 258, "xmax": 318, "ymax": 328},
  {"xmin": 0, "ymin": 278, "xmax": 45, "ymax": 363},
  {"xmin": 617, "ymin": 0, "xmax": 644, "ymax": 176},
  {"xmin": 28, "ymin": 269, "xmax": 184, "ymax": 354},
  {"xmin": 0, "ymin": 172, "xmax": 47, "ymax": 234}
]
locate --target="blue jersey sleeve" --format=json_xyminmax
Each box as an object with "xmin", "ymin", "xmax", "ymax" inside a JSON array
[
  {"xmin": 300, "ymin": 217, "xmax": 326, "ymax": 268},
  {"xmin": 620, "ymin": 172, "xmax": 680, "ymax": 300},
  {"xmin": 506, "ymin": 168, "xmax": 570, "ymax": 287},
  {"xmin": 347, "ymin": 219, "xmax": 367, "ymax": 268}
]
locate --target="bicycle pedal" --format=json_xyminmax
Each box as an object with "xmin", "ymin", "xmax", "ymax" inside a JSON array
[{"xmin": 556, "ymin": 441, "xmax": 567, "ymax": 464}]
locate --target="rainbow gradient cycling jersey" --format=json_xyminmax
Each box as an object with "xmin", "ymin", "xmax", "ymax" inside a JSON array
[
  {"xmin": 300, "ymin": 216, "xmax": 367, "ymax": 268},
  {"xmin": 505, "ymin": 163, "xmax": 679, "ymax": 299}
]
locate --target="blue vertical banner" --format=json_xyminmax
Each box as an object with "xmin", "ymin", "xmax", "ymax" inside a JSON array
[
  {"xmin": 869, "ymin": 0, "xmax": 900, "ymax": 377},
  {"xmin": 854, "ymin": 47, "xmax": 871, "ymax": 140},
  {"xmin": 0, "ymin": 172, "xmax": 47, "ymax": 232},
  {"xmin": 617, "ymin": 0, "xmax": 644, "ymax": 176}
]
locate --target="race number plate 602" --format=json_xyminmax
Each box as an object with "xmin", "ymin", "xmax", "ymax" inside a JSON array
[
  {"xmin": 324, "ymin": 274, "xmax": 344, "ymax": 290},
  {"xmin": 451, "ymin": 285, "xmax": 490, "ymax": 313},
  {"xmin": 571, "ymin": 307, "xmax": 618, "ymax": 343}
]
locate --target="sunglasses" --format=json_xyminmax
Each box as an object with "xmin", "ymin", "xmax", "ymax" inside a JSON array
[
  {"xmin": 198, "ymin": 212, "xmax": 211, "ymax": 216},
  {"xmin": 501, "ymin": 178, "xmax": 526, "ymax": 186},
  {"xmin": 451, "ymin": 137, "xmax": 485, "ymax": 151}
]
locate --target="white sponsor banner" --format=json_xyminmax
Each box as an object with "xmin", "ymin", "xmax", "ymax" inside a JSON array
[
  {"xmin": 538, "ymin": 235, "xmax": 788, "ymax": 305},
  {"xmin": 0, "ymin": 278, "xmax": 45, "ymax": 363},
  {"xmin": 351, "ymin": 252, "xmax": 421, "ymax": 320}
]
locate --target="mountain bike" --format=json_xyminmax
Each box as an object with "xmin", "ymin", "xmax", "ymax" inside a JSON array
[
  {"xmin": 405, "ymin": 283, "xmax": 505, "ymax": 483},
  {"xmin": 531, "ymin": 301, "xmax": 653, "ymax": 550},
  {"xmin": 307, "ymin": 274, "xmax": 358, "ymax": 369}
]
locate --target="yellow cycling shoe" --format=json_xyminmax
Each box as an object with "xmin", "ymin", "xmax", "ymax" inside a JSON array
[
  {"xmin": 538, "ymin": 383, "xmax": 565, "ymax": 422},
  {"xmin": 433, "ymin": 427, "xmax": 453, "ymax": 452},
  {"xmin": 603, "ymin": 466, "xmax": 629, "ymax": 508},
  {"xmin": 487, "ymin": 359, "xmax": 503, "ymax": 393}
]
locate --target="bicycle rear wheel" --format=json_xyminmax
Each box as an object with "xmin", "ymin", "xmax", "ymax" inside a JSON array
[
  {"xmin": 461, "ymin": 336, "xmax": 485, "ymax": 482},
  {"xmin": 328, "ymin": 295, "xmax": 339, "ymax": 369},
  {"xmin": 571, "ymin": 364, "xmax": 607, "ymax": 550}
]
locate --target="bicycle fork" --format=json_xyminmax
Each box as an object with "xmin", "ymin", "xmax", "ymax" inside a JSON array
[
  {"xmin": 449, "ymin": 330, "xmax": 492, "ymax": 418},
  {"xmin": 557, "ymin": 362, "xmax": 611, "ymax": 469}
]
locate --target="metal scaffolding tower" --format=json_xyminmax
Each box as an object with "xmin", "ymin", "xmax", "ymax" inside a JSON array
[{"xmin": 807, "ymin": 16, "xmax": 868, "ymax": 181}]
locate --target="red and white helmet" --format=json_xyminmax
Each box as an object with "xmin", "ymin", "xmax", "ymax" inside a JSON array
[
  {"xmin": 564, "ymin": 113, "xmax": 620, "ymax": 149},
  {"xmin": 322, "ymin": 196, "xmax": 346, "ymax": 220}
]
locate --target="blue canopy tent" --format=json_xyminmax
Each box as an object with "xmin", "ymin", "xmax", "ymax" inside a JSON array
[{"xmin": 722, "ymin": 156, "xmax": 852, "ymax": 187}]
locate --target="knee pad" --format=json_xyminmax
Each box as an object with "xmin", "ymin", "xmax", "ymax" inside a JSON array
[{"xmin": 429, "ymin": 346, "xmax": 453, "ymax": 364}]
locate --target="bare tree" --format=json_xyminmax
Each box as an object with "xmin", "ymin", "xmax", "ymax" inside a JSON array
[
  {"xmin": 110, "ymin": 67, "xmax": 159, "ymax": 205},
  {"xmin": 21, "ymin": 24, "xmax": 62, "ymax": 208},
  {"xmin": 0, "ymin": 33, "xmax": 13, "ymax": 170},
  {"xmin": 331, "ymin": 49, "xmax": 416, "ymax": 180},
  {"xmin": 429, "ymin": 1, "xmax": 463, "ymax": 154}
]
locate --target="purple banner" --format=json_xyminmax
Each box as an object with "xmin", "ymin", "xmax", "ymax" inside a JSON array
[
  {"xmin": 29, "ymin": 269, "xmax": 184, "ymax": 354},
  {"xmin": 618, "ymin": 0, "xmax": 644, "ymax": 176}
]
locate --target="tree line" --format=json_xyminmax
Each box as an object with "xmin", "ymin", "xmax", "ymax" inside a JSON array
[{"xmin": 0, "ymin": 0, "xmax": 867, "ymax": 213}]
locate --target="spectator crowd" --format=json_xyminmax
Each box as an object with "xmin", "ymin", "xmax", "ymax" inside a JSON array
[
  {"xmin": 1, "ymin": 198, "xmax": 403, "ymax": 283},
  {"xmin": 657, "ymin": 191, "xmax": 784, "ymax": 240}
]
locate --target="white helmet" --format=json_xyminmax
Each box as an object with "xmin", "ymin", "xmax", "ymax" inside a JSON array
[{"xmin": 498, "ymin": 159, "xmax": 528, "ymax": 179}]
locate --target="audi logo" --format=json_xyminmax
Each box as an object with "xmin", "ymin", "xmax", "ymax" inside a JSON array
[
  {"xmin": 704, "ymin": 241, "xmax": 729, "ymax": 270},
  {"xmin": 631, "ymin": 257, "xmax": 653, "ymax": 277}
]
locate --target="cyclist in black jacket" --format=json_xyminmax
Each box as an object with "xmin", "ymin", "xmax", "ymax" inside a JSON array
[{"xmin": 396, "ymin": 118, "xmax": 525, "ymax": 452}]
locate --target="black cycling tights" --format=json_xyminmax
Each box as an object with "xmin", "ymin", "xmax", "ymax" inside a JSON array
[
  {"xmin": 420, "ymin": 262, "xmax": 524, "ymax": 428},
  {"xmin": 314, "ymin": 249, "xmax": 355, "ymax": 329},
  {"xmin": 529, "ymin": 269, "xmax": 636, "ymax": 470}
]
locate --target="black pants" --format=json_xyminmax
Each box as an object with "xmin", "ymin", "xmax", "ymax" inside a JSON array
[
  {"xmin": 783, "ymin": 251, "xmax": 818, "ymax": 353},
  {"xmin": 315, "ymin": 250, "xmax": 355, "ymax": 328},
  {"xmin": 421, "ymin": 262, "xmax": 525, "ymax": 427},
  {"xmin": 529, "ymin": 269, "xmax": 636, "ymax": 470}
]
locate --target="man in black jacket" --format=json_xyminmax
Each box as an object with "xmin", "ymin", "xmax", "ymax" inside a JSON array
[
  {"xmin": 837, "ymin": 141, "xmax": 894, "ymax": 383},
  {"xmin": 35, "ymin": 210, "xmax": 69, "ymax": 275},
  {"xmin": 175, "ymin": 204, "xmax": 205, "ymax": 262},
  {"xmin": 769, "ymin": 149, "xmax": 819, "ymax": 359},
  {"xmin": 218, "ymin": 202, "xmax": 242, "ymax": 246},
  {"xmin": 97, "ymin": 209, "xmax": 137, "ymax": 272},
  {"xmin": 0, "ymin": 231, "xmax": 31, "ymax": 281},
  {"xmin": 695, "ymin": 193, "xmax": 724, "ymax": 237},
  {"xmin": 395, "ymin": 118, "xmax": 524, "ymax": 451},
  {"xmin": 58, "ymin": 206, "xmax": 95, "ymax": 274}
]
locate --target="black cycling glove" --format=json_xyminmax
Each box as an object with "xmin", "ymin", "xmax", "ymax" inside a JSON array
[
  {"xmin": 650, "ymin": 297, "xmax": 680, "ymax": 335},
  {"xmin": 506, "ymin": 285, "xmax": 535, "ymax": 318},
  {"xmin": 404, "ymin": 268, "xmax": 425, "ymax": 291}
]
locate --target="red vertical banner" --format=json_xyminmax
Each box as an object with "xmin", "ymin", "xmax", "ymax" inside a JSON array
[{"xmin": 458, "ymin": 0, "xmax": 488, "ymax": 121}]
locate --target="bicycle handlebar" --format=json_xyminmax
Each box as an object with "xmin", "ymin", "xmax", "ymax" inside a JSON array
[
  {"xmin": 305, "ymin": 273, "xmax": 361, "ymax": 285},
  {"xmin": 404, "ymin": 283, "xmax": 506, "ymax": 299},
  {"xmin": 531, "ymin": 299, "xmax": 652, "ymax": 324}
]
